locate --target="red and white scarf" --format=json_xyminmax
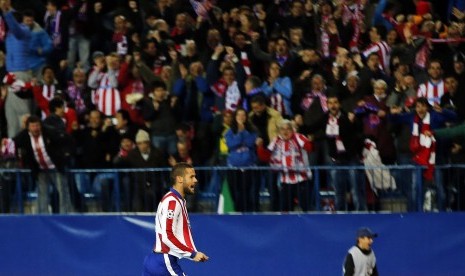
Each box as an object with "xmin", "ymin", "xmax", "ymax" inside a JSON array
[
  {"xmin": 342, "ymin": 1, "xmax": 364, "ymax": 52},
  {"xmin": 301, "ymin": 91, "xmax": 328, "ymax": 112},
  {"xmin": 210, "ymin": 79, "xmax": 241, "ymax": 111},
  {"xmin": 326, "ymin": 113, "xmax": 346, "ymax": 153},
  {"xmin": 240, "ymin": 51, "xmax": 251, "ymax": 76},
  {"xmin": 410, "ymin": 112, "xmax": 436, "ymax": 181}
]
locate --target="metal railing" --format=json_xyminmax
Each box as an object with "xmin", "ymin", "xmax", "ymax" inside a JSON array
[{"xmin": 1, "ymin": 165, "xmax": 464, "ymax": 214}]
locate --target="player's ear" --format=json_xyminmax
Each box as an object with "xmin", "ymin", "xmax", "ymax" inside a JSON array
[{"xmin": 176, "ymin": 175, "xmax": 183, "ymax": 183}]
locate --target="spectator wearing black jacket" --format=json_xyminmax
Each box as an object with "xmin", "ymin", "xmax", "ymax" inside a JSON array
[{"xmin": 13, "ymin": 115, "xmax": 74, "ymax": 213}]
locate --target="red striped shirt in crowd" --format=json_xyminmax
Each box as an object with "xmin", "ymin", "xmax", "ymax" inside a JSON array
[
  {"xmin": 417, "ymin": 79, "xmax": 447, "ymax": 106},
  {"xmin": 153, "ymin": 188, "xmax": 197, "ymax": 259},
  {"xmin": 267, "ymin": 133, "xmax": 313, "ymax": 184},
  {"xmin": 92, "ymin": 71, "xmax": 121, "ymax": 116}
]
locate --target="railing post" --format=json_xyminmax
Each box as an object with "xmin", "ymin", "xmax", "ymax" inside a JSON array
[
  {"xmin": 416, "ymin": 166, "xmax": 423, "ymax": 212},
  {"xmin": 114, "ymin": 171, "xmax": 120, "ymax": 212},
  {"xmin": 314, "ymin": 168, "xmax": 320, "ymax": 211},
  {"xmin": 15, "ymin": 171, "xmax": 23, "ymax": 214}
]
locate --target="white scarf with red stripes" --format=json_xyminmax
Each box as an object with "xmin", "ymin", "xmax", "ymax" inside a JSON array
[{"xmin": 410, "ymin": 112, "xmax": 436, "ymax": 181}]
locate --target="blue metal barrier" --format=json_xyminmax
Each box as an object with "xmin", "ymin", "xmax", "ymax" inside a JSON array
[{"xmin": 1, "ymin": 165, "xmax": 464, "ymax": 214}]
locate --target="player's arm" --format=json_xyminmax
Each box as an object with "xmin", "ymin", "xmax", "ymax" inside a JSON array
[{"xmin": 159, "ymin": 200, "xmax": 196, "ymax": 258}]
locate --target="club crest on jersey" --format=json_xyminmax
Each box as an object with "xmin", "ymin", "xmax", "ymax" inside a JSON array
[{"xmin": 167, "ymin": 209, "xmax": 175, "ymax": 219}]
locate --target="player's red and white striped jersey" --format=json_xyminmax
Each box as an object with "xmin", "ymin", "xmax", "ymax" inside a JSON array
[
  {"xmin": 153, "ymin": 188, "xmax": 197, "ymax": 259},
  {"xmin": 267, "ymin": 133, "xmax": 312, "ymax": 184},
  {"xmin": 417, "ymin": 79, "xmax": 447, "ymax": 105},
  {"xmin": 362, "ymin": 41, "xmax": 391, "ymax": 72}
]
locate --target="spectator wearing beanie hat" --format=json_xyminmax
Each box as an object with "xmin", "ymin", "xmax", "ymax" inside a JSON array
[{"xmin": 123, "ymin": 129, "xmax": 168, "ymax": 212}]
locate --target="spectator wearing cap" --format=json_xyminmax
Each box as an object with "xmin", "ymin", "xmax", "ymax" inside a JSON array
[
  {"xmin": 343, "ymin": 227, "xmax": 378, "ymax": 276},
  {"xmin": 124, "ymin": 129, "xmax": 167, "ymax": 212}
]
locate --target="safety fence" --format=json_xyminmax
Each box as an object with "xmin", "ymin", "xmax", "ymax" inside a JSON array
[{"xmin": 0, "ymin": 165, "xmax": 464, "ymax": 214}]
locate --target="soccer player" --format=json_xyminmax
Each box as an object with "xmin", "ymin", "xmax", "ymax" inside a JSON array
[{"xmin": 143, "ymin": 162, "xmax": 209, "ymax": 275}]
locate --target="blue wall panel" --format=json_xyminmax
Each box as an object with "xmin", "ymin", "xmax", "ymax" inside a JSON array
[{"xmin": 1, "ymin": 214, "xmax": 465, "ymax": 275}]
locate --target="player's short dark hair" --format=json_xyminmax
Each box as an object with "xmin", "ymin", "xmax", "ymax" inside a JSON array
[{"xmin": 170, "ymin": 162, "xmax": 194, "ymax": 186}]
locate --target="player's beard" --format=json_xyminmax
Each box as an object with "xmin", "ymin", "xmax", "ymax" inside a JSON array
[{"xmin": 183, "ymin": 177, "xmax": 196, "ymax": 195}]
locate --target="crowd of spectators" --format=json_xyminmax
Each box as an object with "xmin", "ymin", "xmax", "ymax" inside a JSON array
[{"xmin": 1, "ymin": 0, "xmax": 465, "ymax": 213}]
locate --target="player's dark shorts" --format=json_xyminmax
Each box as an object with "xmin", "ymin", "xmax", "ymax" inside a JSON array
[{"xmin": 143, "ymin": 251, "xmax": 186, "ymax": 276}]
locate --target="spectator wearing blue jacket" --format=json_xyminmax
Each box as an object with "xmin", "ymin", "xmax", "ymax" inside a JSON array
[
  {"xmin": 1, "ymin": 1, "xmax": 34, "ymax": 137},
  {"xmin": 22, "ymin": 10, "xmax": 53, "ymax": 79},
  {"xmin": 225, "ymin": 107, "xmax": 260, "ymax": 212}
]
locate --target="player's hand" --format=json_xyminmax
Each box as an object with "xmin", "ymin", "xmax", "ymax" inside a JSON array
[{"xmin": 193, "ymin": 251, "xmax": 209, "ymax": 262}]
